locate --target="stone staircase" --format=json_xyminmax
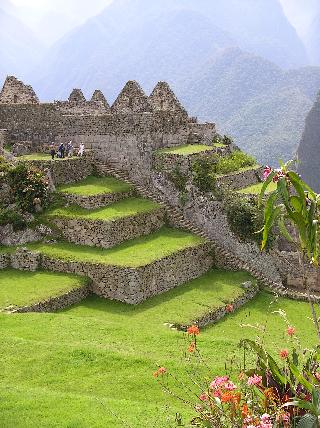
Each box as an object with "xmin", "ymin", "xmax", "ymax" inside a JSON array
[{"xmin": 96, "ymin": 161, "xmax": 286, "ymax": 295}]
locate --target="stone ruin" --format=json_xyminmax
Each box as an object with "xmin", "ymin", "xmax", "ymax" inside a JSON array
[
  {"xmin": 0, "ymin": 76, "xmax": 39, "ymax": 105},
  {"xmin": 0, "ymin": 75, "xmax": 312, "ymax": 305}
]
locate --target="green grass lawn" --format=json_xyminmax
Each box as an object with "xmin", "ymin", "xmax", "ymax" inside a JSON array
[
  {"xmin": 57, "ymin": 176, "xmax": 132, "ymax": 196},
  {"xmin": 157, "ymin": 144, "xmax": 216, "ymax": 156},
  {"xmin": 0, "ymin": 269, "xmax": 87, "ymax": 310},
  {"xmin": 27, "ymin": 227, "xmax": 205, "ymax": 267},
  {"xmin": 19, "ymin": 153, "xmax": 72, "ymax": 161},
  {"xmin": 0, "ymin": 275, "xmax": 316, "ymax": 427},
  {"xmin": 238, "ymin": 180, "xmax": 278, "ymax": 195},
  {"xmin": 47, "ymin": 198, "xmax": 160, "ymax": 222}
]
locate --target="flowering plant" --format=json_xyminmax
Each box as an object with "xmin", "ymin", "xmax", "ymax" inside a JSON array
[{"xmin": 154, "ymin": 320, "xmax": 320, "ymax": 427}]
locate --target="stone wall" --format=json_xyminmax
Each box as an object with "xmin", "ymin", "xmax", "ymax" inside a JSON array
[
  {"xmin": 215, "ymin": 166, "xmax": 263, "ymax": 190},
  {"xmin": 0, "ymin": 76, "xmax": 39, "ymax": 104},
  {"xmin": 50, "ymin": 207, "xmax": 165, "ymax": 248},
  {"xmin": 10, "ymin": 248, "xmax": 41, "ymax": 271},
  {"xmin": 174, "ymin": 280, "xmax": 258, "ymax": 330},
  {"xmin": 0, "ymin": 225, "xmax": 41, "ymax": 246},
  {"xmin": 40, "ymin": 243, "xmax": 213, "ymax": 304},
  {"xmin": 20, "ymin": 157, "xmax": 94, "ymax": 185},
  {"xmin": 61, "ymin": 188, "xmax": 134, "ymax": 209},
  {"xmin": 13, "ymin": 285, "xmax": 90, "ymax": 313}
]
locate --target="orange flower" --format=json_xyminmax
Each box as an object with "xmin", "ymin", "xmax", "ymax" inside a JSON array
[
  {"xmin": 287, "ymin": 326, "xmax": 296, "ymax": 336},
  {"xmin": 226, "ymin": 304, "xmax": 234, "ymax": 313},
  {"xmin": 153, "ymin": 367, "xmax": 167, "ymax": 378},
  {"xmin": 279, "ymin": 349, "xmax": 289, "ymax": 359},
  {"xmin": 221, "ymin": 392, "xmax": 240, "ymax": 404},
  {"xmin": 187, "ymin": 325, "xmax": 200, "ymax": 336},
  {"xmin": 238, "ymin": 372, "xmax": 245, "ymax": 381},
  {"xmin": 241, "ymin": 403, "xmax": 249, "ymax": 418},
  {"xmin": 188, "ymin": 342, "xmax": 196, "ymax": 353}
]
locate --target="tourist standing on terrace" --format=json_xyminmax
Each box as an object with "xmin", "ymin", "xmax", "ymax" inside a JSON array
[
  {"xmin": 78, "ymin": 143, "xmax": 85, "ymax": 157},
  {"xmin": 66, "ymin": 141, "xmax": 73, "ymax": 157},
  {"xmin": 50, "ymin": 143, "xmax": 56, "ymax": 160},
  {"xmin": 58, "ymin": 142, "xmax": 65, "ymax": 158}
]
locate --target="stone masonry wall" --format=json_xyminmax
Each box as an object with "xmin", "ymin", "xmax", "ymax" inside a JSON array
[
  {"xmin": 61, "ymin": 188, "xmax": 135, "ymax": 209},
  {"xmin": 50, "ymin": 208, "xmax": 165, "ymax": 249},
  {"xmin": 21, "ymin": 157, "xmax": 94, "ymax": 185},
  {"xmin": 215, "ymin": 166, "xmax": 264, "ymax": 190},
  {"xmin": 40, "ymin": 243, "xmax": 213, "ymax": 304}
]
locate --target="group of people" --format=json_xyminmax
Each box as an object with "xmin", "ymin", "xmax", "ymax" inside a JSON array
[{"xmin": 49, "ymin": 141, "xmax": 85, "ymax": 160}]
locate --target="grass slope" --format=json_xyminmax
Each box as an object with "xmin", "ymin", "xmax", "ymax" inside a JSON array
[
  {"xmin": 238, "ymin": 181, "xmax": 277, "ymax": 195},
  {"xmin": 0, "ymin": 282, "xmax": 316, "ymax": 427},
  {"xmin": 157, "ymin": 144, "xmax": 218, "ymax": 155},
  {"xmin": 47, "ymin": 198, "xmax": 160, "ymax": 222},
  {"xmin": 27, "ymin": 227, "xmax": 205, "ymax": 267},
  {"xmin": 0, "ymin": 269, "xmax": 87, "ymax": 310},
  {"xmin": 58, "ymin": 176, "xmax": 132, "ymax": 196}
]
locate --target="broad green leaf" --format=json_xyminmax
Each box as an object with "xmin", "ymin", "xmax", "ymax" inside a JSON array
[
  {"xmin": 289, "ymin": 362, "xmax": 313, "ymax": 393},
  {"xmin": 297, "ymin": 413, "xmax": 318, "ymax": 428},
  {"xmin": 290, "ymin": 195, "xmax": 303, "ymax": 213},
  {"xmin": 278, "ymin": 217, "xmax": 294, "ymax": 243},
  {"xmin": 258, "ymin": 171, "xmax": 276, "ymax": 207}
]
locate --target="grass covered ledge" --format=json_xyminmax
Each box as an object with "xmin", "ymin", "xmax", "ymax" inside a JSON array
[
  {"xmin": 27, "ymin": 227, "xmax": 205, "ymax": 268},
  {"xmin": 57, "ymin": 175, "xmax": 132, "ymax": 196},
  {"xmin": 46, "ymin": 197, "xmax": 160, "ymax": 222},
  {"xmin": 0, "ymin": 269, "xmax": 88, "ymax": 311},
  {"xmin": 156, "ymin": 144, "xmax": 217, "ymax": 156}
]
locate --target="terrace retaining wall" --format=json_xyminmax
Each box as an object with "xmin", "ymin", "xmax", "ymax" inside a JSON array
[
  {"xmin": 50, "ymin": 208, "xmax": 166, "ymax": 248},
  {"xmin": 40, "ymin": 243, "xmax": 213, "ymax": 304},
  {"xmin": 61, "ymin": 188, "xmax": 135, "ymax": 209}
]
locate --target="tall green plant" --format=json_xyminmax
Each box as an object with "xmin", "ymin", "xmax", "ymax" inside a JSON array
[{"xmin": 259, "ymin": 161, "xmax": 320, "ymax": 337}]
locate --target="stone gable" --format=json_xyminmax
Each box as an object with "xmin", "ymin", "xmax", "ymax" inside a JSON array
[
  {"xmin": 111, "ymin": 80, "xmax": 152, "ymax": 114},
  {"xmin": 0, "ymin": 76, "xmax": 39, "ymax": 105},
  {"xmin": 149, "ymin": 81, "xmax": 188, "ymax": 116}
]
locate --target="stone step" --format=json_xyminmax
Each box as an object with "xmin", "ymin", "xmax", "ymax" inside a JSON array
[
  {"xmin": 47, "ymin": 197, "xmax": 166, "ymax": 249},
  {"xmin": 27, "ymin": 227, "xmax": 213, "ymax": 304},
  {"xmin": 57, "ymin": 175, "xmax": 135, "ymax": 209}
]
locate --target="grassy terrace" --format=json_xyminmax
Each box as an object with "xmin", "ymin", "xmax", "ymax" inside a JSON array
[
  {"xmin": 57, "ymin": 175, "xmax": 132, "ymax": 196},
  {"xmin": 0, "ymin": 281, "xmax": 315, "ymax": 427},
  {"xmin": 27, "ymin": 227, "xmax": 205, "ymax": 268},
  {"xmin": 47, "ymin": 198, "xmax": 160, "ymax": 222},
  {"xmin": 19, "ymin": 153, "xmax": 72, "ymax": 161},
  {"xmin": 0, "ymin": 269, "xmax": 87, "ymax": 310},
  {"xmin": 156, "ymin": 143, "xmax": 221, "ymax": 156},
  {"xmin": 238, "ymin": 181, "xmax": 277, "ymax": 195}
]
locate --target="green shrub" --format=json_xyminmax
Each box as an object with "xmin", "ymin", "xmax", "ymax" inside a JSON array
[
  {"xmin": 168, "ymin": 165, "xmax": 188, "ymax": 192},
  {"xmin": 0, "ymin": 208, "xmax": 26, "ymax": 231},
  {"xmin": 192, "ymin": 155, "xmax": 217, "ymax": 192},
  {"xmin": 0, "ymin": 156, "xmax": 11, "ymax": 174},
  {"xmin": 8, "ymin": 163, "xmax": 49, "ymax": 213},
  {"xmin": 224, "ymin": 194, "xmax": 267, "ymax": 244},
  {"xmin": 215, "ymin": 150, "xmax": 256, "ymax": 175}
]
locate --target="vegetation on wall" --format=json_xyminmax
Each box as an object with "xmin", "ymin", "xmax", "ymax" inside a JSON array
[
  {"xmin": 214, "ymin": 150, "xmax": 256, "ymax": 175},
  {"xmin": 0, "ymin": 207, "xmax": 26, "ymax": 231},
  {"xmin": 8, "ymin": 163, "xmax": 49, "ymax": 213},
  {"xmin": 168, "ymin": 165, "xmax": 188, "ymax": 192},
  {"xmin": 192, "ymin": 155, "xmax": 217, "ymax": 193}
]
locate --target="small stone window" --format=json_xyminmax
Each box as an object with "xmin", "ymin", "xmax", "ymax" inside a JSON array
[
  {"xmin": 128, "ymin": 97, "xmax": 133, "ymax": 109},
  {"xmin": 13, "ymin": 94, "xmax": 18, "ymax": 104}
]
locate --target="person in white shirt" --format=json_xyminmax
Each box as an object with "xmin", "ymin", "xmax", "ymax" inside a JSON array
[{"xmin": 78, "ymin": 143, "xmax": 85, "ymax": 157}]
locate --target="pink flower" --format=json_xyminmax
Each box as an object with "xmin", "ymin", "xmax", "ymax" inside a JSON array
[
  {"xmin": 287, "ymin": 326, "xmax": 296, "ymax": 336},
  {"xmin": 199, "ymin": 392, "xmax": 208, "ymax": 401},
  {"xmin": 279, "ymin": 349, "xmax": 289, "ymax": 359},
  {"xmin": 224, "ymin": 381, "xmax": 237, "ymax": 391},
  {"xmin": 226, "ymin": 304, "xmax": 234, "ymax": 313},
  {"xmin": 261, "ymin": 414, "xmax": 271, "ymax": 423},
  {"xmin": 210, "ymin": 375, "xmax": 229, "ymax": 390},
  {"xmin": 263, "ymin": 166, "xmax": 272, "ymax": 181},
  {"xmin": 314, "ymin": 372, "xmax": 320, "ymax": 382},
  {"xmin": 247, "ymin": 374, "xmax": 262, "ymax": 386}
]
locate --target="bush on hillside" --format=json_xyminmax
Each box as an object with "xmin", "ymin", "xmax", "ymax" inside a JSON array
[
  {"xmin": 215, "ymin": 150, "xmax": 256, "ymax": 175},
  {"xmin": 0, "ymin": 208, "xmax": 26, "ymax": 231},
  {"xmin": 8, "ymin": 163, "xmax": 49, "ymax": 213},
  {"xmin": 192, "ymin": 155, "xmax": 218, "ymax": 193}
]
